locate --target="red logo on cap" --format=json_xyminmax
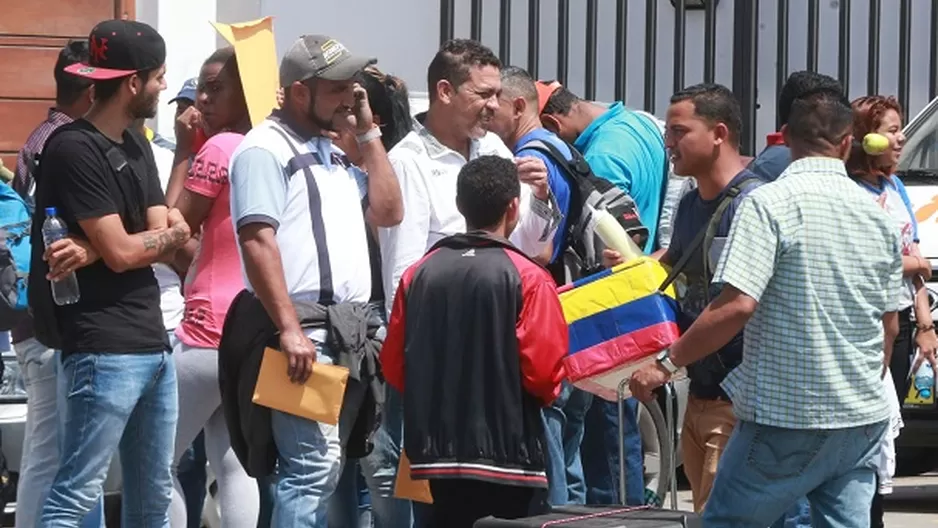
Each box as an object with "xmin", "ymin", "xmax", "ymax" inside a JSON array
[{"xmin": 90, "ymin": 36, "xmax": 109, "ymax": 63}]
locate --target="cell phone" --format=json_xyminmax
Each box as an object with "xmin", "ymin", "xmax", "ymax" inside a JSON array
[{"xmin": 193, "ymin": 127, "xmax": 208, "ymax": 153}]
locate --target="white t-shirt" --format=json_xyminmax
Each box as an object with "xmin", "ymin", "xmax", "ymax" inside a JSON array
[
  {"xmin": 147, "ymin": 132, "xmax": 184, "ymax": 331},
  {"xmin": 863, "ymin": 178, "xmax": 916, "ymax": 310}
]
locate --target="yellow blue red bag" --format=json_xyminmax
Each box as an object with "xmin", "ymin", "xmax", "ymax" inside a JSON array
[{"xmin": 558, "ymin": 257, "xmax": 680, "ymax": 400}]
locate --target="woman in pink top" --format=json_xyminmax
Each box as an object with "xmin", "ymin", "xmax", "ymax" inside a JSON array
[{"xmin": 168, "ymin": 47, "xmax": 257, "ymax": 528}]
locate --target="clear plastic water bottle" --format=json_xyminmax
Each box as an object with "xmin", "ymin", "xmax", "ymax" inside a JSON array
[
  {"xmin": 41, "ymin": 207, "xmax": 80, "ymax": 305},
  {"xmin": 913, "ymin": 361, "xmax": 935, "ymax": 401}
]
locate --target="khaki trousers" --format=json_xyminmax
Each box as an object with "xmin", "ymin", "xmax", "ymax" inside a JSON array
[{"xmin": 681, "ymin": 395, "xmax": 736, "ymax": 513}]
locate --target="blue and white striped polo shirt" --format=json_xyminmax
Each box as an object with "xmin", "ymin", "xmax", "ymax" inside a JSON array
[{"xmin": 229, "ymin": 115, "xmax": 371, "ymax": 308}]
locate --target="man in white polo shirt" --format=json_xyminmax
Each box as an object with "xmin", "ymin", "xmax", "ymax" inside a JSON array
[
  {"xmin": 229, "ymin": 35, "xmax": 402, "ymax": 528},
  {"xmin": 380, "ymin": 39, "xmax": 559, "ymax": 310}
]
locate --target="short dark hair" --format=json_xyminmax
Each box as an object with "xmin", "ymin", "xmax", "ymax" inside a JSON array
[
  {"xmin": 670, "ymin": 83, "xmax": 743, "ymax": 146},
  {"xmin": 54, "ymin": 40, "xmax": 93, "ymax": 106},
  {"xmin": 427, "ymin": 39, "xmax": 501, "ymax": 101},
  {"xmin": 777, "ymin": 71, "xmax": 844, "ymax": 126},
  {"xmin": 541, "ymin": 83, "xmax": 581, "ymax": 116},
  {"xmin": 500, "ymin": 66, "xmax": 537, "ymax": 105},
  {"xmin": 205, "ymin": 46, "xmax": 240, "ymax": 77},
  {"xmin": 456, "ymin": 155, "xmax": 520, "ymax": 230},
  {"xmin": 93, "ymin": 67, "xmax": 160, "ymax": 103},
  {"xmin": 205, "ymin": 46, "xmax": 244, "ymax": 95},
  {"xmin": 785, "ymin": 91, "xmax": 854, "ymax": 154},
  {"xmin": 356, "ymin": 67, "xmax": 413, "ymax": 151}
]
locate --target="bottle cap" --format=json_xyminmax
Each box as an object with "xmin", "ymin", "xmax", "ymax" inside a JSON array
[{"xmin": 44, "ymin": 207, "xmax": 56, "ymax": 217}]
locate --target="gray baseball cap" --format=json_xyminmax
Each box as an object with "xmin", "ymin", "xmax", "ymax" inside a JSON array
[{"xmin": 280, "ymin": 35, "xmax": 376, "ymax": 87}]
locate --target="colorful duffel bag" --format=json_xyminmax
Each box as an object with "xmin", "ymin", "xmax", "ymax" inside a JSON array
[{"xmin": 558, "ymin": 256, "xmax": 680, "ymax": 401}]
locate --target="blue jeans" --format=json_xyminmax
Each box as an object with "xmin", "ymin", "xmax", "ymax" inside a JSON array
[
  {"xmin": 13, "ymin": 339, "xmax": 104, "ymax": 528},
  {"xmin": 542, "ymin": 382, "xmax": 591, "ymax": 506},
  {"xmin": 581, "ymin": 398, "xmax": 645, "ymax": 505},
  {"xmin": 329, "ymin": 385, "xmax": 415, "ymax": 527},
  {"xmin": 176, "ymin": 430, "xmax": 208, "ymax": 528},
  {"xmin": 41, "ymin": 351, "xmax": 177, "ymax": 527},
  {"xmin": 704, "ymin": 419, "xmax": 888, "ymax": 528},
  {"xmin": 771, "ymin": 497, "xmax": 813, "ymax": 528},
  {"xmin": 269, "ymin": 343, "xmax": 342, "ymax": 528}
]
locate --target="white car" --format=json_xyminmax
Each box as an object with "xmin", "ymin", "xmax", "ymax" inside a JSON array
[{"xmin": 894, "ymin": 95, "xmax": 938, "ymax": 476}]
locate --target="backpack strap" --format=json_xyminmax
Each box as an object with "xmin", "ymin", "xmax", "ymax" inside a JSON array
[
  {"xmin": 521, "ymin": 138, "xmax": 587, "ymax": 243},
  {"xmin": 659, "ymin": 176, "xmax": 760, "ymax": 292},
  {"xmin": 269, "ymin": 125, "xmax": 335, "ymax": 306}
]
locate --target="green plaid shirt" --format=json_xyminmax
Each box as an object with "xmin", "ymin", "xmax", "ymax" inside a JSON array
[{"xmin": 715, "ymin": 157, "xmax": 902, "ymax": 429}]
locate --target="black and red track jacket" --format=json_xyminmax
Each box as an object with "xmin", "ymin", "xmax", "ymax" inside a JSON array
[{"xmin": 381, "ymin": 231, "xmax": 568, "ymax": 489}]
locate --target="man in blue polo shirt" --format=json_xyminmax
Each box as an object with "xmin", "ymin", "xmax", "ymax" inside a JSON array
[
  {"xmin": 489, "ymin": 66, "xmax": 571, "ymax": 265},
  {"xmin": 749, "ymin": 71, "xmax": 844, "ymax": 183},
  {"xmin": 489, "ymin": 65, "xmax": 595, "ymax": 508}
]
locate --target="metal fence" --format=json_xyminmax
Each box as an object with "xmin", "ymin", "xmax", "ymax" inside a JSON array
[{"xmin": 438, "ymin": 0, "xmax": 938, "ymax": 155}]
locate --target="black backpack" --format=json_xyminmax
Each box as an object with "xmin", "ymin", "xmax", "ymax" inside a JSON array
[{"xmin": 522, "ymin": 139, "xmax": 649, "ymax": 283}]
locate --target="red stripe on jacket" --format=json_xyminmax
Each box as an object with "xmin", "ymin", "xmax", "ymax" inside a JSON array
[{"xmin": 503, "ymin": 249, "xmax": 568, "ymax": 406}]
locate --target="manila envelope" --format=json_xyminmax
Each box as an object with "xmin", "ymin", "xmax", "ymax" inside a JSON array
[
  {"xmin": 253, "ymin": 347, "xmax": 350, "ymax": 425},
  {"xmin": 211, "ymin": 17, "xmax": 279, "ymax": 127},
  {"xmin": 394, "ymin": 450, "xmax": 433, "ymax": 504}
]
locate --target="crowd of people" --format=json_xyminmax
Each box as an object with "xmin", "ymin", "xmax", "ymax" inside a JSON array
[{"xmin": 3, "ymin": 15, "xmax": 936, "ymax": 528}]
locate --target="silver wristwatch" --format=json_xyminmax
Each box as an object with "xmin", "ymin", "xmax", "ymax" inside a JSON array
[{"xmin": 656, "ymin": 349, "xmax": 680, "ymax": 375}]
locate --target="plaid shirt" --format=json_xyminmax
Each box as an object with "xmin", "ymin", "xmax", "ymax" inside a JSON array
[
  {"xmin": 13, "ymin": 108, "xmax": 73, "ymax": 198},
  {"xmin": 715, "ymin": 157, "xmax": 903, "ymax": 430}
]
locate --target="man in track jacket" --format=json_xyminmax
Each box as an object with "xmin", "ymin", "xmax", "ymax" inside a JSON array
[{"xmin": 381, "ymin": 155, "xmax": 568, "ymax": 528}]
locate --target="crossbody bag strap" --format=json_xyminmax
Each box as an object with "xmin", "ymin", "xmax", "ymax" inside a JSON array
[
  {"xmin": 659, "ymin": 176, "xmax": 759, "ymax": 292},
  {"xmin": 269, "ymin": 125, "xmax": 335, "ymax": 306}
]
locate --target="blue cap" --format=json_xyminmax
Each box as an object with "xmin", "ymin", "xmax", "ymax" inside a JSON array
[
  {"xmin": 45, "ymin": 207, "xmax": 56, "ymax": 217},
  {"xmin": 168, "ymin": 77, "xmax": 197, "ymax": 105}
]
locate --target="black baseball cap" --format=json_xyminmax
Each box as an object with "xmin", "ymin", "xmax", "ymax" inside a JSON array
[
  {"xmin": 280, "ymin": 35, "xmax": 376, "ymax": 87},
  {"xmin": 65, "ymin": 20, "xmax": 166, "ymax": 80}
]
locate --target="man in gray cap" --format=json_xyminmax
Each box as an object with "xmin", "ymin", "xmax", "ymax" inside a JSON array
[{"xmin": 225, "ymin": 35, "xmax": 402, "ymax": 527}]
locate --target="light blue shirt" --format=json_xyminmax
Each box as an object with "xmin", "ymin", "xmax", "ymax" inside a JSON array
[
  {"xmin": 715, "ymin": 157, "xmax": 903, "ymax": 430},
  {"xmin": 573, "ymin": 102, "xmax": 667, "ymax": 252}
]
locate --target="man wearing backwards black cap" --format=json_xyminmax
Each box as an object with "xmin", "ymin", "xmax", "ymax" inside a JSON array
[
  {"xmin": 30, "ymin": 19, "xmax": 191, "ymax": 527},
  {"xmin": 225, "ymin": 35, "xmax": 401, "ymax": 527}
]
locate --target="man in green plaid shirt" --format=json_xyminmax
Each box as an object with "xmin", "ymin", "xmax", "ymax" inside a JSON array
[{"xmin": 630, "ymin": 91, "xmax": 903, "ymax": 527}]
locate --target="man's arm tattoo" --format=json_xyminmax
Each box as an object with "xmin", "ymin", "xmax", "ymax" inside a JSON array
[{"xmin": 142, "ymin": 225, "xmax": 189, "ymax": 256}]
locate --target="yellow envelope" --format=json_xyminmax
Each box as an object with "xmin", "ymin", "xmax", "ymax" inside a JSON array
[
  {"xmin": 211, "ymin": 17, "xmax": 279, "ymax": 127},
  {"xmin": 394, "ymin": 450, "xmax": 433, "ymax": 504},
  {"xmin": 253, "ymin": 347, "xmax": 350, "ymax": 425}
]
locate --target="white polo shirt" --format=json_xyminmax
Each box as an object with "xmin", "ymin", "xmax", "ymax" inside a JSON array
[
  {"xmin": 229, "ymin": 116, "xmax": 371, "ymax": 309},
  {"xmin": 378, "ymin": 120, "xmax": 559, "ymax": 313}
]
